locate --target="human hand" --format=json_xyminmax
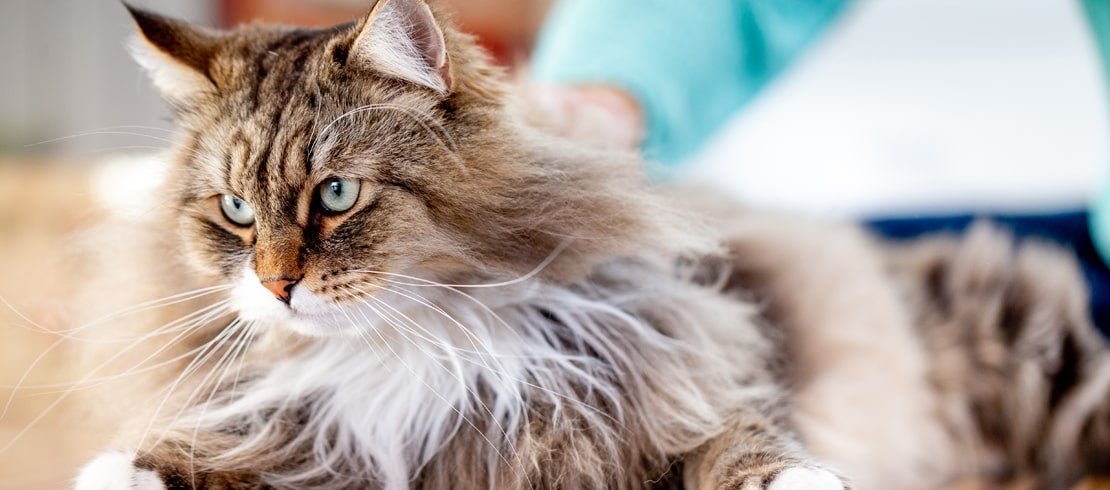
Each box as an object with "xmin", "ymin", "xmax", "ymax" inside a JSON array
[{"xmin": 522, "ymin": 84, "xmax": 644, "ymax": 152}]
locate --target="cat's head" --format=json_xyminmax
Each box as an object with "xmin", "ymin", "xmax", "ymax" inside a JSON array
[{"xmin": 127, "ymin": 0, "xmax": 711, "ymax": 336}]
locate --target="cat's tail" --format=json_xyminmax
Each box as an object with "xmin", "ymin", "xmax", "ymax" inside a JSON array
[{"xmin": 886, "ymin": 222, "xmax": 1110, "ymax": 488}]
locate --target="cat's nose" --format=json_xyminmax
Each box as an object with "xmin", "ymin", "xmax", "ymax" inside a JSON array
[{"xmin": 262, "ymin": 278, "xmax": 299, "ymax": 304}]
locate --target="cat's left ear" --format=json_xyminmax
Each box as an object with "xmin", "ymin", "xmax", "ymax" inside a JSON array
[
  {"xmin": 125, "ymin": 4, "xmax": 225, "ymax": 105},
  {"xmin": 349, "ymin": 0, "xmax": 454, "ymax": 94}
]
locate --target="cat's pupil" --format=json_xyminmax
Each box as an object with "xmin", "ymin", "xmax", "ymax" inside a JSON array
[
  {"xmin": 219, "ymin": 194, "xmax": 255, "ymax": 226},
  {"xmin": 317, "ymin": 178, "xmax": 360, "ymax": 214}
]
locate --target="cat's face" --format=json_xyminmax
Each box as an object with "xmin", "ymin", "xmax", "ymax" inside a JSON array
[
  {"xmin": 130, "ymin": 0, "xmax": 673, "ymax": 336},
  {"xmin": 130, "ymin": 1, "xmax": 515, "ymax": 335},
  {"xmin": 184, "ymin": 86, "xmax": 452, "ymax": 335}
]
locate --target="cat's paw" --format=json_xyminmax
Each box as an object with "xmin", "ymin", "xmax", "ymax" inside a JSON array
[
  {"xmin": 74, "ymin": 452, "xmax": 166, "ymax": 490},
  {"xmin": 716, "ymin": 464, "xmax": 847, "ymax": 490},
  {"xmin": 765, "ymin": 467, "xmax": 846, "ymax": 490}
]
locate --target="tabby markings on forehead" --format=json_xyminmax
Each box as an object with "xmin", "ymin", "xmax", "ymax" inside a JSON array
[
  {"xmin": 226, "ymin": 130, "xmax": 252, "ymax": 191},
  {"xmin": 244, "ymin": 29, "xmax": 324, "ymax": 111}
]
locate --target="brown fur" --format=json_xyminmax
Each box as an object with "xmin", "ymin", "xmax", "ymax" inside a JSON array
[
  {"xmin": 886, "ymin": 224, "xmax": 1110, "ymax": 487},
  {"xmin": 73, "ymin": 2, "xmax": 1110, "ymax": 489}
]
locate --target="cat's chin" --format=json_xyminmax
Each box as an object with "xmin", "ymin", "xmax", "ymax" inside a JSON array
[
  {"xmin": 238, "ymin": 305, "xmax": 360, "ymax": 337},
  {"xmin": 277, "ymin": 312, "xmax": 353, "ymax": 337},
  {"xmin": 239, "ymin": 297, "xmax": 364, "ymax": 337},
  {"xmin": 231, "ymin": 267, "xmax": 360, "ymax": 337}
]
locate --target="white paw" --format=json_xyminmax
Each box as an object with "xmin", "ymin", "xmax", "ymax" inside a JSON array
[
  {"xmin": 74, "ymin": 452, "xmax": 166, "ymax": 490},
  {"xmin": 767, "ymin": 466, "xmax": 846, "ymax": 490}
]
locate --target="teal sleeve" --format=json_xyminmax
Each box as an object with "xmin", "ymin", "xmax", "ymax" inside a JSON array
[
  {"xmin": 531, "ymin": 0, "xmax": 848, "ymax": 165},
  {"xmin": 1084, "ymin": 0, "xmax": 1110, "ymax": 264}
]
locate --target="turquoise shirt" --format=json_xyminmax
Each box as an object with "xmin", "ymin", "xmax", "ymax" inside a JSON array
[
  {"xmin": 534, "ymin": 0, "xmax": 1110, "ymax": 263},
  {"xmin": 1083, "ymin": 0, "xmax": 1110, "ymax": 263},
  {"xmin": 531, "ymin": 0, "xmax": 847, "ymax": 166}
]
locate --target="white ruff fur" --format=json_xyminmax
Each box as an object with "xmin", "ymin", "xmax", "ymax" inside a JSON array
[{"xmin": 162, "ymin": 260, "xmax": 767, "ymax": 488}]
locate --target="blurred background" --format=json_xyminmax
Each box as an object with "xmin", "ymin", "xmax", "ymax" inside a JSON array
[{"xmin": 0, "ymin": 0, "xmax": 1107, "ymax": 488}]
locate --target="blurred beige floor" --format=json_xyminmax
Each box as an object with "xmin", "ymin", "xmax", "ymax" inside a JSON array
[
  {"xmin": 0, "ymin": 159, "xmax": 1107, "ymax": 489},
  {"xmin": 0, "ymin": 161, "xmax": 109, "ymax": 489}
]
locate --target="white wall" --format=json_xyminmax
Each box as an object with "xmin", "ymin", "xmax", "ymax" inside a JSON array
[{"xmin": 683, "ymin": 0, "xmax": 1110, "ymax": 217}]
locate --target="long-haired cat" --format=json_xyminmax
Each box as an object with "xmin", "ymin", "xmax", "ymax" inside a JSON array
[{"xmin": 73, "ymin": 1, "xmax": 1110, "ymax": 488}]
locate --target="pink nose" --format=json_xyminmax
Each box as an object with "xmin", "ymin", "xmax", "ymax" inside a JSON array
[{"xmin": 262, "ymin": 279, "xmax": 298, "ymax": 303}]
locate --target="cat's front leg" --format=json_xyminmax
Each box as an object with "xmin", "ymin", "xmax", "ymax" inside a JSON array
[
  {"xmin": 76, "ymin": 452, "xmax": 165, "ymax": 490},
  {"xmin": 699, "ymin": 462, "xmax": 846, "ymax": 490},
  {"xmin": 683, "ymin": 409, "xmax": 848, "ymax": 490},
  {"xmin": 75, "ymin": 450, "xmax": 266, "ymax": 490}
]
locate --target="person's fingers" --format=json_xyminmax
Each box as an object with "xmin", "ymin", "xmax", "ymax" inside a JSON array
[{"xmin": 526, "ymin": 84, "xmax": 644, "ymax": 151}]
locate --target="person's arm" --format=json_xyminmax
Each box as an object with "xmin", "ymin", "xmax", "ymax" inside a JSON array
[{"xmin": 531, "ymin": 0, "xmax": 849, "ymax": 165}]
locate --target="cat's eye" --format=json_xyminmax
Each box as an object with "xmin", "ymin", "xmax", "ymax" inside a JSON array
[
  {"xmin": 318, "ymin": 178, "xmax": 361, "ymax": 214},
  {"xmin": 219, "ymin": 194, "xmax": 256, "ymax": 226}
]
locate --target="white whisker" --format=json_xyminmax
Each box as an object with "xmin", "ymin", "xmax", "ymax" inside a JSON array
[
  {"xmin": 25, "ymin": 130, "xmax": 179, "ymax": 148},
  {"xmin": 368, "ymin": 283, "xmax": 616, "ymax": 426},
  {"xmin": 310, "ymin": 103, "xmax": 464, "ymax": 171},
  {"xmin": 345, "ymin": 240, "xmax": 570, "ymax": 289},
  {"xmin": 348, "ymin": 299, "xmax": 525, "ymax": 487},
  {"xmin": 343, "ymin": 288, "xmax": 533, "ymax": 488},
  {"xmin": 0, "ymin": 299, "xmax": 232, "ymax": 423},
  {"xmin": 137, "ymin": 318, "xmax": 246, "ymax": 453},
  {"xmin": 0, "ymin": 305, "xmax": 234, "ymax": 454},
  {"xmin": 188, "ymin": 322, "xmax": 257, "ymax": 487}
]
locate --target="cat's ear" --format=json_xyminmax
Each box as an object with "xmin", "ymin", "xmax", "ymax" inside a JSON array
[
  {"xmin": 125, "ymin": 4, "xmax": 224, "ymax": 104},
  {"xmin": 349, "ymin": 0, "xmax": 454, "ymax": 93}
]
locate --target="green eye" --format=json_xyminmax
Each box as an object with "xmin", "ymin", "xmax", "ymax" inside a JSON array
[
  {"xmin": 318, "ymin": 178, "xmax": 361, "ymax": 214},
  {"xmin": 219, "ymin": 194, "xmax": 255, "ymax": 226}
]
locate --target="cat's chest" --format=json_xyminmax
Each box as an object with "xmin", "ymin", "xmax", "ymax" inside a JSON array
[{"xmin": 237, "ymin": 327, "xmax": 529, "ymax": 447}]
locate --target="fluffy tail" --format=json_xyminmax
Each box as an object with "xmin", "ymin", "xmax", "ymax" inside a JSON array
[{"xmin": 887, "ymin": 223, "xmax": 1110, "ymax": 488}]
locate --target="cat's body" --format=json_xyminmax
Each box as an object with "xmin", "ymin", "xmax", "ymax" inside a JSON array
[{"xmin": 74, "ymin": 1, "xmax": 1110, "ymax": 489}]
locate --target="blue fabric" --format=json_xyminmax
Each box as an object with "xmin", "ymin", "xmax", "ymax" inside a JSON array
[
  {"xmin": 867, "ymin": 211, "xmax": 1110, "ymax": 336},
  {"xmin": 531, "ymin": 0, "xmax": 848, "ymax": 165}
]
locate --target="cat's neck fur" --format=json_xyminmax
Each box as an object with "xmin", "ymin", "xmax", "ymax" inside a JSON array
[{"xmin": 148, "ymin": 258, "xmax": 766, "ymax": 489}]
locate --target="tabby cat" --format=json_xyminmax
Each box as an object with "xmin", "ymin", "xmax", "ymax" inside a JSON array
[{"xmin": 74, "ymin": 1, "xmax": 1110, "ymax": 488}]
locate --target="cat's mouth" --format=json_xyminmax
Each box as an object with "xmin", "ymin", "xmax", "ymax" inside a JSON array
[
  {"xmin": 254, "ymin": 300, "xmax": 355, "ymax": 336},
  {"xmin": 278, "ymin": 309, "xmax": 347, "ymax": 336},
  {"xmin": 231, "ymin": 267, "xmax": 356, "ymax": 336}
]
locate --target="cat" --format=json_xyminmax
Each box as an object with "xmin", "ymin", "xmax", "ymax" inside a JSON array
[{"xmin": 72, "ymin": 1, "xmax": 1110, "ymax": 488}]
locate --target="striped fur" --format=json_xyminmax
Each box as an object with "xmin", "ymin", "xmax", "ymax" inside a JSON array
[{"xmin": 74, "ymin": 2, "xmax": 1110, "ymax": 489}]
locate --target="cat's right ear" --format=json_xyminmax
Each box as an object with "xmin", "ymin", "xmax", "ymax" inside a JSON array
[
  {"xmin": 125, "ymin": 4, "xmax": 224, "ymax": 106},
  {"xmin": 347, "ymin": 0, "xmax": 453, "ymax": 94}
]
